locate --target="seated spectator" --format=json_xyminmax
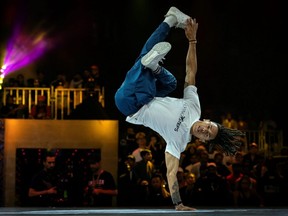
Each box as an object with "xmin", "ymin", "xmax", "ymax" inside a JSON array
[
  {"xmin": 176, "ymin": 167, "xmax": 187, "ymax": 190},
  {"xmin": 147, "ymin": 132, "xmax": 165, "ymax": 172},
  {"xmin": 132, "ymin": 132, "xmax": 148, "ymax": 162},
  {"xmin": 213, "ymin": 152, "xmax": 231, "ymax": 178},
  {"xmin": 180, "ymin": 141, "xmax": 197, "ymax": 169},
  {"xmin": 146, "ymin": 173, "xmax": 172, "ymax": 207},
  {"xmin": 69, "ymin": 73, "xmax": 83, "ymax": 88},
  {"xmin": 51, "ymin": 73, "xmax": 69, "ymax": 88},
  {"xmin": 0, "ymin": 94, "xmax": 28, "ymax": 118},
  {"xmin": 134, "ymin": 149, "xmax": 155, "ymax": 185},
  {"xmin": 29, "ymin": 95, "xmax": 51, "ymax": 119},
  {"xmin": 255, "ymin": 156, "xmax": 282, "ymax": 206},
  {"xmin": 226, "ymin": 163, "xmax": 244, "ymax": 192},
  {"xmin": 118, "ymin": 126, "xmax": 137, "ymax": 161},
  {"xmin": 233, "ymin": 175, "xmax": 263, "ymax": 207},
  {"xmin": 185, "ymin": 150, "xmax": 210, "ymax": 180},
  {"xmin": 180, "ymin": 172, "xmax": 197, "ymax": 207},
  {"xmin": 193, "ymin": 162, "xmax": 232, "ymax": 206},
  {"xmin": 242, "ymin": 143, "xmax": 264, "ymax": 178}
]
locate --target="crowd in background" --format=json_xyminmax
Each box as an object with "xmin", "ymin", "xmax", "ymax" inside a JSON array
[
  {"xmin": 117, "ymin": 122, "xmax": 287, "ymax": 208},
  {"xmin": 0, "ymin": 64, "xmax": 105, "ymax": 120},
  {"xmin": 13, "ymin": 127, "xmax": 287, "ymax": 208},
  {"xmin": 0, "ymin": 69, "xmax": 287, "ymax": 208}
]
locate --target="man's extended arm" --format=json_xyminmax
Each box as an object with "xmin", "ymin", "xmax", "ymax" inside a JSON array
[{"xmin": 184, "ymin": 18, "xmax": 198, "ymax": 88}]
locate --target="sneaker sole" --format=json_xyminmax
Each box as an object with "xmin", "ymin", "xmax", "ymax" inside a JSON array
[
  {"xmin": 141, "ymin": 42, "xmax": 172, "ymax": 67},
  {"xmin": 165, "ymin": 6, "xmax": 190, "ymax": 29}
]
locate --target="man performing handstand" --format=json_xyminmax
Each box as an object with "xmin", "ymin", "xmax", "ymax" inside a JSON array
[{"xmin": 115, "ymin": 6, "xmax": 245, "ymax": 210}]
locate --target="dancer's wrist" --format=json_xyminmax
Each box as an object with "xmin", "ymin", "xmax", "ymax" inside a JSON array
[{"xmin": 189, "ymin": 39, "xmax": 197, "ymax": 44}]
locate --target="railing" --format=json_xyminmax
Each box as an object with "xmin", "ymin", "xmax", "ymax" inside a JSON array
[
  {"xmin": 244, "ymin": 129, "xmax": 284, "ymax": 157},
  {"xmin": 2, "ymin": 86, "xmax": 105, "ymax": 119}
]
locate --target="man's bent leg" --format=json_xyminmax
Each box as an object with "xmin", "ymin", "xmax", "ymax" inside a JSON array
[
  {"xmin": 114, "ymin": 63, "xmax": 155, "ymax": 116},
  {"xmin": 154, "ymin": 68, "xmax": 177, "ymax": 97},
  {"xmin": 139, "ymin": 22, "xmax": 171, "ymax": 58},
  {"xmin": 115, "ymin": 22, "xmax": 171, "ymax": 116}
]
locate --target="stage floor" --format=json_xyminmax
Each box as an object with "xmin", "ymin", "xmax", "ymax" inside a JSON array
[{"xmin": 0, "ymin": 207, "xmax": 287, "ymax": 216}]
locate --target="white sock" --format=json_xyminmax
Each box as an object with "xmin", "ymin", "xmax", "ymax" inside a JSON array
[
  {"xmin": 153, "ymin": 66, "xmax": 161, "ymax": 75},
  {"xmin": 164, "ymin": 16, "xmax": 177, "ymax": 28},
  {"xmin": 149, "ymin": 63, "xmax": 159, "ymax": 71}
]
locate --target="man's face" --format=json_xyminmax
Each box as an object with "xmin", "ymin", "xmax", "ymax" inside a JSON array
[
  {"xmin": 90, "ymin": 162, "xmax": 100, "ymax": 172},
  {"xmin": 151, "ymin": 177, "xmax": 162, "ymax": 189},
  {"xmin": 136, "ymin": 137, "xmax": 147, "ymax": 148},
  {"xmin": 44, "ymin": 156, "xmax": 56, "ymax": 171},
  {"xmin": 192, "ymin": 120, "xmax": 219, "ymax": 141},
  {"xmin": 144, "ymin": 152, "xmax": 153, "ymax": 161}
]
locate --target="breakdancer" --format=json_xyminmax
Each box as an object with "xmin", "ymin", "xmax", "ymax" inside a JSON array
[{"xmin": 115, "ymin": 6, "xmax": 245, "ymax": 210}]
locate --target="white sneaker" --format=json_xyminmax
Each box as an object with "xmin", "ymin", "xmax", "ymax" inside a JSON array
[
  {"xmin": 141, "ymin": 42, "xmax": 171, "ymax": 69},
  {"xmin": 165, "ymin": 6, "xmax": 190, "ymax": 29},
  {"xmin": 175, "ymin": 203, "xmax": 196, "ymax": 211}
]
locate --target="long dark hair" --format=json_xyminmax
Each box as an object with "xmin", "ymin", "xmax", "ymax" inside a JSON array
[{"xmin": 207, "ymin": 123, "xmax": 245, "ymax": 156}]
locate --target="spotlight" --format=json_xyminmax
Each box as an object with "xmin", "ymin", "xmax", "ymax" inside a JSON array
[
  {"xmin": 0, "ymin": 65, "xmax": 6, "ymax": 73},
  {"xmin": 0, "ymin": 66, "xmax": 5, "ymax": 89}
]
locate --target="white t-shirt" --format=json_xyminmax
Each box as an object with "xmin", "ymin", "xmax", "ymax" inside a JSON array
[
  {"xmin": 127, "ymin": 85, "xmax": 201, "ymax": 159},
  {"xmin": 132, "ymin": 148, "xmax": 144, "ymax": 162}
]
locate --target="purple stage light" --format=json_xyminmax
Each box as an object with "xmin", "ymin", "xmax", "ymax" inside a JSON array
[{"xmin": 2, "ymin": 24, "xmax": 52, "ymax": 76}]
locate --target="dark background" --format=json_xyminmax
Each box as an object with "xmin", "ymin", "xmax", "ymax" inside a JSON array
[{"xmin": 0, "ymin": 0, "xmax": 286, "ymax": 143}]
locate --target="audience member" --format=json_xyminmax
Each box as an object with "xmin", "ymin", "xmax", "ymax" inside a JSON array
[
  {"xmin": 180, "ymin": 141, "xmax": 198, "ymax": 169},
  {"xmin": 254, "ymin": 156, "xmax": 282, "ymax": 206},
  {"xmin": 51, "ymin": 73, "xmax": 69, "ymax": 88},
  {"xmin": 233, "ymin": 175, "xmax": 263, "ymax": 207},
  {"xmin": 146, "ymin": 173, "xmax": 172, "ymax": 207},
  {"xmin": 133, "ymin": 149, "xmax": 155, "ymax": 206},
  {"xmin": 69, "ymin": 73, "xmax": 83, "ymax": 88},
  {"xmin": 176, "ymin": 167, "xmax": 187, "ymax": 190},
  {"xmin": 242, "ymin": 143, "xmax": 264, "ymax": 178},
  {"xmin": 226, "ymin": 163, "xmax": 244, "ymax": 192},
  {"xmin": 185, "ymin": 150, "xmax": 210, "ymax": 180},
  {"xmin": 119, "ymin": 126, "xmax": 137, "ymax": 160},
  {"xmin": 213, "ymin": 152, "xmax": 231, "ymax": 178},
  {"xmin": 117, "ymin": 154, "xmax": 138, "ymax": 207},
  {"xmin": 0, "ymin": 94, "xmax": 28, "ymax": 118},
  {"xmin": 28, "ymin": 151, "xmax": 62, "ymax": 207},
  {"xmin": 147, "ymin": 132, "xmax": 165, "ymax": 172},
  {"xmin": 193, "ymin": 162, "xmax": 232, "ymax": 206},
  {"xmin": 179, "ymin": 172, "xmax": 197, "ymax": 207},
  {"xmin": 83, "ymin": 156, "xmax": 118, "ymax": 207},
  {"xmin": 29, "ymin": 95, "xmax": 51, "ymax": 119},
  {"xmin": 81, "ymin": 65, "xmax": 104, "ymax": 98},
  {"xmin": 90, "ymin": 64, "xmax": 105, "ymax": 90},
  {"xmin": 222, "ymin": 112, "xmax": 238, "ymax": 129},
  {"xmin": 132, "ymin": 132, "xmax": 148, "ymax": 162}
]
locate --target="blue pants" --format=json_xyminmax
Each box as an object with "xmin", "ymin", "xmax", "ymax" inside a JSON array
[{"xmin": 115, "ymin": 22, "xmax": 177, "ymax": 116}]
